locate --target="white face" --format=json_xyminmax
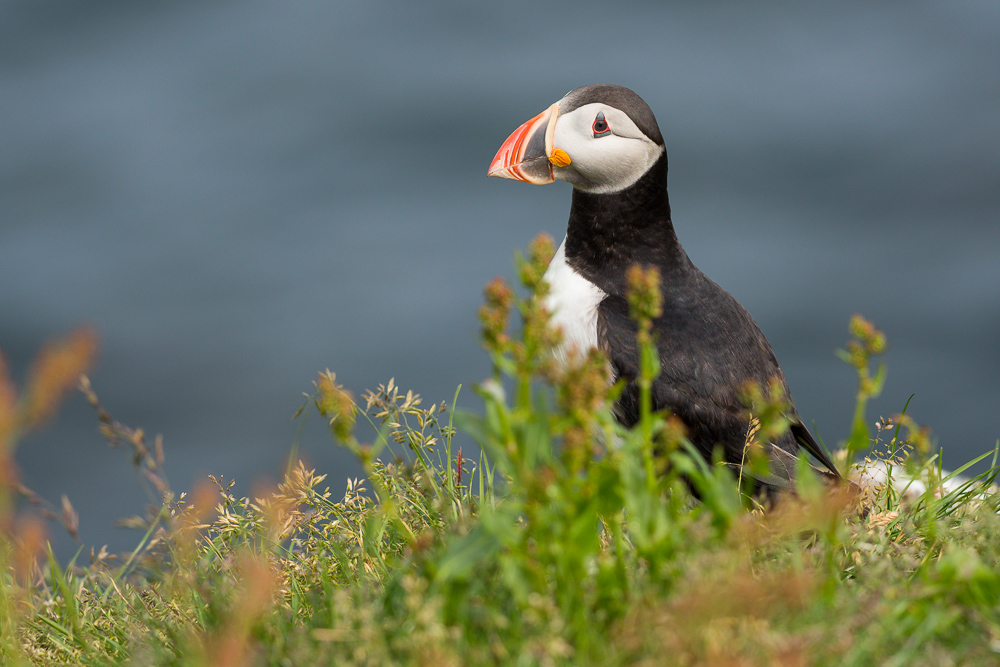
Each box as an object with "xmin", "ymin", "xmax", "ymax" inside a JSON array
[{"xmin": 550, "ymin": 101, "xmax": 664, "ymax": 194}]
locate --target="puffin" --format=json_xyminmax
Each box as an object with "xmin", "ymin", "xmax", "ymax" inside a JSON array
[{"xmin": 487, "ymin": 84, "xmax": 840, "ymax": 494}]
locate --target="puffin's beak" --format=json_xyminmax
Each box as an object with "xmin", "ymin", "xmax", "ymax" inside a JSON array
[{"xmin": 488, "ymin": 103, "xmax": 560, "ymax": 184}]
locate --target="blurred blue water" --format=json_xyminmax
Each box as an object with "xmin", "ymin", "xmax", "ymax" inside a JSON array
[{"xmin": 2, "ymin": 0, "xmax": 998, "ymax": 556}]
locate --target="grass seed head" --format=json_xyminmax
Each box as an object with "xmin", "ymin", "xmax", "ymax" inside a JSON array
[
  {"xmin": 22, "ymin": 327, "xmax": 98, "ymax": 430},
  {"xmin": 315, "ymin": 370, "xmax": 356, "ymax": 440}
]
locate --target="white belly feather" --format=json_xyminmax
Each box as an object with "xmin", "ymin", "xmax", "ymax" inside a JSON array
[{"xmin": 543, "ymin": 237, "xmax": 607, "ymax": 365}]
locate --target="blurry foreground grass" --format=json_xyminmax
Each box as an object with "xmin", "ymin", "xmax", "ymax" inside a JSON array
[{"xmin": 2, "ymin": 235, "xmax": 1000, "ymax": 666}]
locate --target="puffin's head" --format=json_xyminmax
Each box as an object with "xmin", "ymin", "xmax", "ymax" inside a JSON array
[{"xmin": 488, "ymin": 84, "xmax": 665, "ymax": 194}]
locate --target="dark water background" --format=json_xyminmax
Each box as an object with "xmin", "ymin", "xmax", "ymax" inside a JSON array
[{"xmin": 2, "ymin": 1, "xmax": 998, "ymax": 557}]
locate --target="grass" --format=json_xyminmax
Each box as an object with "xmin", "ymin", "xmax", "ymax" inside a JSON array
[{"xmin": 2, "ymin": 234, "xmax": 999, "ymax": 665}]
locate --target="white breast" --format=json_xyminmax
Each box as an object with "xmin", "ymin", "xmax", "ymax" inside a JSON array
[{"xmin": 543, "ymin": 237, "xmax": 607, "ymax": 365}]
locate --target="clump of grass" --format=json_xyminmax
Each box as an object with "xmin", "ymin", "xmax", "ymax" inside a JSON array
[{"xmin": 1, "ymin": 239, "xmax": 999, "ymax": 666}]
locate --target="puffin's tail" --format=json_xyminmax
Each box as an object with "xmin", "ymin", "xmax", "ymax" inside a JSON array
[{"xmin": 790, "ymin": 421, "xmax": 841, "ymax": 478}]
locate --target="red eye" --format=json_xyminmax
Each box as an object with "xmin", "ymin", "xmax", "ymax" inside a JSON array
[{"xmin": 592, "ymin": 112, "xmax": 611, "ymax": 137}]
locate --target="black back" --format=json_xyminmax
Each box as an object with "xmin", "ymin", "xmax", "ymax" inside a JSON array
[{"xmin": 563, "ymin": 154, "xmax": 839, "ymax": 490}]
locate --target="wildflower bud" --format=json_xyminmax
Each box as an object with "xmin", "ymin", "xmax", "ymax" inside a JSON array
[
  {"xmin": 483, "ymin": 276, "xmax": 514, "ymax": 310},
  {"xmin": 517, "ymin": 233, "xmax": 556, "ymax": 293},
  {"xmin": 849, "ymin": 314, "xmax": 886, "ymax": 355},
  {"xmin": 480, "ymin": 277, "xmax": 514, "ymax": 353},
  {"xmin": 869, "ymin": 330, "xmax": 887, "ymax": 355},
  {"xmin": 528, "ymin": 233, "xmax": 555, "ymax": 272},
  {"xmin": 845, "ymin": 340, "xmax": 866, "ymax": 370},
  {"xmin": 626, "ymin": 264, "xmax": 663, "ymax": 326}
]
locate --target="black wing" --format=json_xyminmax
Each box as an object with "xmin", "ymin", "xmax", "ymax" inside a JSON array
[{"xmin": 597, "ymin": 283, "xmax": 829, "ymax": 489}]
